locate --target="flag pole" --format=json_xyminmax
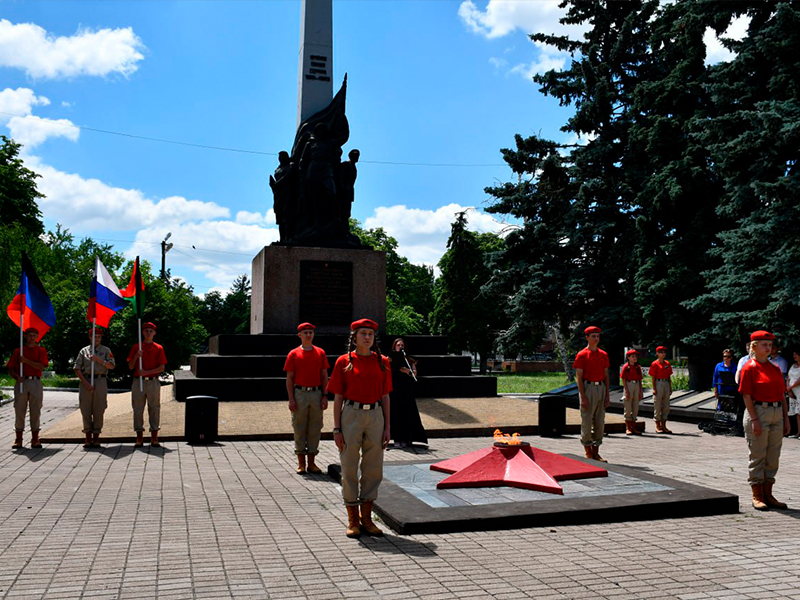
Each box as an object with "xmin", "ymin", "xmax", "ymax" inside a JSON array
[
  {"xmin": 18, "ymin": 314, "xmax": 24, "ymax": 394},
  {"xmin": 91, "ymin": 318, "xmax": 96, "ymax": 387},
  {"xmin": 138, "ymin": 318, "xmax": 143, "ymax": 392}
]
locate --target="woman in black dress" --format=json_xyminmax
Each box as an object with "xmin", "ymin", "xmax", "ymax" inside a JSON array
[{"xmin": 389, "ymin": 338, "xmax": 428, "ymax": 448}]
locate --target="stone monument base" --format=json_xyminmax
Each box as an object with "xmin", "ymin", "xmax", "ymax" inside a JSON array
[{"xmin": 250, "ymin": 245, "xmax": 386, "ymax": 334}]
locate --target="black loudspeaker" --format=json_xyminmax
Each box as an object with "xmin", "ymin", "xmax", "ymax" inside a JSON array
[
  {"xmin": 538, "ymin": 394, "xmax": 566, "ymax": 438},
  {"xmin": 185, "ymin": 395, "xmax": 219, "ymax": 445}
]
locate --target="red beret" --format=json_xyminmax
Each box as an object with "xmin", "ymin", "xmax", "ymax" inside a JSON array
[
  {"xmin": 625, "ymin": 349, "xmax": 638, "ymax": 356},
  {"xmin": 142, "ymin": 322, "xmax": 157, "ymax": 331},
  {"xmin": 351, "ymin": 318, "xmax": 379, "ymax": 331},
  {"xmin": 656, "ymin": 345, "xmax": 667, "ymax": 353},
  {"xmin": 584, "ymin": 326, "xmax": 601, "ymax": 335},
  {"xmin": 89, "ymin": 328, "xmax": 105, "ymax": 335},
  {"xmin": 297, "ymin": 322, "xmax": 316, "ymax": 332},
  {"xmin": 24, "ymin": 327, "xmax": 39, "ymax": 334},
  {"xmin": 750, "ymin": 330, "xmax": 775, "ymax": 341}
]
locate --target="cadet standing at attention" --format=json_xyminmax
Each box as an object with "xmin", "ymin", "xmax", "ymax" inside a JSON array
[
  {"xmin": 573, "ymin": 326, "xmax": 610, "ymax": 462},
  {"xmin": 284, "ymin": 322, "xmax": 330, "ymax": 474},
  {"xmin": 650, "ymin": 346, "xmax": 674, "ymax": 434},
  {"xmin": 74, "ymin": 328, "xmax": 115, "ymax": 448}
]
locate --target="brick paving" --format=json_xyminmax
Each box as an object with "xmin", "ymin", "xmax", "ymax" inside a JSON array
[{"xmin": 0, "ymin": 390, "xmax": 799, "ymax": 599}]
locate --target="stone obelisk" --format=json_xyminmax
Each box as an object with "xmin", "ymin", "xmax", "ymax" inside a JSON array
[{"xmin": 297, "ymin": 0, "xmax": 333, "ymax": 127}]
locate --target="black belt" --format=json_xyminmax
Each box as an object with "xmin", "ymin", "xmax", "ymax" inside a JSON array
[
  {"xmin": 344, "ymin": 399, "xmax": 381, "ymax": 410},
  {"xmin": 139, "ymin": 377, "xmax": 157, "ymax": 381},
  {"xmin": 295, "ymin": 385, "xmax": 321, "ymax": 391},
  {"xmin": 753, "ymin": 401, "xmax": 782, "ymax": 407},
  {"xmin": 585, "ymin": 381, "xmax": 603, "ymax": 386},
  {"xmin": 24, "ymin": 376, "xmax": 41, "ymax": 380},
  {"xmin": 83, "ymin": 374, "xmax": 106, "ymax": 378}
]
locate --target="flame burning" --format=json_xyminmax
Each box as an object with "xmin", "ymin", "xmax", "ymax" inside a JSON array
[{"xmin": 493, "ymin": 429, "xmax": 522, "ymax": 445}]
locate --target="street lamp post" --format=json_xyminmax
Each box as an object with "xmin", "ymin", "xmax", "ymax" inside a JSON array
[{"xmin": 161, "ymin": 232, "xmax": 173, "ymax": 281}]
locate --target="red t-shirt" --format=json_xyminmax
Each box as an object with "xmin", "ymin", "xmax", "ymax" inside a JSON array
[
  {"xmin": 6, "ymin": 346, "xmax": 49, "ymax": 377},
  {"xmin": 327, "ymin": 352, "xmax": 392, "ymax": 404},
  {"xmin": 739, "ymin": 359, "xmax": 786, "ymax": 402},
  {"xmin": 649, "ymin": 360, "xmax": 673, "ymax": 379},
  {"xmin": 573, "ymin": 347, "xmax": 609, "ymax": 382},
  {"xmin": 620, "ymin": 362, "xmax": 643, "ymax": 382},
  {"xmin": 284, "ymin": 345, "xmax": 330, "ymax": 387},
  {"xmin": 127, "ymin": 342, "xmax": 167, "ymax": 376}
]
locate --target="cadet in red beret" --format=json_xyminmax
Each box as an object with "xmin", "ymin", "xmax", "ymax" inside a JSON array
[
  {"xmin": 284, "ymin": 322, "xmax": 329, "ymax": 474},
  {"xmin": 573, "ymin": 326, "xmax": 610, "ymax": 462},
  {"xmin": 126, "ymin": 321, "xmax": 167, "ymax": 447},
  {"xmin": 739, "ymin": 330, "xmax": 790, "ymax": 511},
  {"xmin": 6, "ymin": 327, "xmax": 48, "ymax": 449},
  {"xmin": 649, "ymin": 346, "xmax": 674, "ymax": 433},
  {"xmin": 620, "ymin": 349, "xmax": 643, "ymax": 435},
  {"xmin": 328, "ymin": 318, "xmax": 392, "ymax": 537}
]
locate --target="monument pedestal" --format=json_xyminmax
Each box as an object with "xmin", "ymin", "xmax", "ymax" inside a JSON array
[{"xmin": 250, "ymin": 245, "xmax": 386, "ymax": 334}]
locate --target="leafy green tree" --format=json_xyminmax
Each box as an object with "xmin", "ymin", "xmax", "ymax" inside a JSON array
[
  {"xmin": 351, "ymin": 219, "xmax": 435, "ymax": 331},
  {"xmin": 196, "ymin": 274, "xmax": 251, "ymax": 341},
  {"xmin": 683, "ymin": 2, "xmax": 800, "ymax": 350},
  {"xmin": 0, "ymin": 136, "xmax": 44, "ymax": 237},
  {"xmin": 431, "ymin": 212, "xmax": 504, "ymax": 373}
]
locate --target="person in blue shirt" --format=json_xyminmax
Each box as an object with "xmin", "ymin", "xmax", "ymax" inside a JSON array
[{"xmin": 714, "ymin": 348, "xmax": 742, "ymax": 435}]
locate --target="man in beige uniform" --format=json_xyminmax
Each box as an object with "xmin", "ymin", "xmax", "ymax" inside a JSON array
[{"xmin": 74, "ymin": 328, "xmax": 116, "ymax": 448}]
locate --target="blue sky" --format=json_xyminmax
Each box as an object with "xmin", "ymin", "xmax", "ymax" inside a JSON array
[{"xmin": 0, "ymin": 0, "xmax": 742, "ymax": 295}]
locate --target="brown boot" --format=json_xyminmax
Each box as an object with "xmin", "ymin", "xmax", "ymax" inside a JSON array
[
  {"xmin": 83, "ymin": 433, "xmax": 92, "ymax": 448},
  {"xmin": 134, "ymin": 432, "xmax": 144, "ymax": 447},
  {"xmin": 655, "ymin": 420, "xmax": 665, "ymax": 434},
  {"xmin": 306, "ymin": 454, "xmax": 322, "ymax": 474},
  {"xmin": 591, "ymin": 446, "xmax": 608, "ymax": 463},
  {"xmin": 661, "ymin": 420, "xmax": 673, "ymax": 434},
  {"xmin": 30, "ymin": 431, "xmax": 42, "ymax": 449},
  {"xmin": 345, "ymin": 506, "xmax": 361, "ymax": 538},
  {"xmin": 150, "ymin": 430, "xmax": 160, "ymax": 447},
  {"xmin": 584, "ymin": 445, "xmax": 594, "ymax": 459},
  {"xmin": 763, "ymin": 482, "xmax": 788, "ymax": 509},
  {"xmin": 751, "ymin": 484, "xmax": 769, "ymax": 511},
  {"xmin": 631, "ymin": 420, "xmax": 643, "ymax": 435},
  {"xmin": 11, "ymin": 431, "xmax": 23, "ymax": 449},
  {"xmin": 92, "ymin": 433, "xmax": 101, "ymax": 448},
  {"xmin": 360, "ymin": 501, "xmax": 384, "ymax": 536},
  {"xmin": 296, "ymin": 454, "xmax": 306, "ymax": 474},
  {"xmin": 625, "ymin": 421, "xmax": 634, "ymax": 435}
]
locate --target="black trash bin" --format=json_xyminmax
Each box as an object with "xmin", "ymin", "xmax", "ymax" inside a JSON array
[
  {"xmin": 538, "ymin": 394, "xmax": 566, "ymax": 438},
  {"xmin": 185, "ymin": 395, "xmax": 219, "ymax": 445}
]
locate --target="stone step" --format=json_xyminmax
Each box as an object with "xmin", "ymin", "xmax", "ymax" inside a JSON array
[
  {"xmin": 190, "ymin": 353, "xmax": 472, "ymax": 378},
  {"xmin": 209, "ymin": 334, "xmax": 450, "ymax": 356},
  {"xmin": 174, "ymin": 370, "xmax": 497, "ymax": 402}
]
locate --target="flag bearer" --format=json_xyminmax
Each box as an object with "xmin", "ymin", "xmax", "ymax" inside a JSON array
[
  {"xmin": 74, "ymin": 328, "xmax": 115, "ymax": 448},
  {"xmin": 284, "ymin": 322, "xmax": 330, "ymax": 474},
  {"xmin": 127, "ymin": 322, "xmax": 167, "ymax": 447},
  {"xmin": 6, "ymin": 327, "xmax": 49, "ymax": 449},
  {"xmin": 328, "ymin": 319, "xmax": 392, "ymax": 538},
  {"xmin": 573, "ymin": 325, "xmax": 610, "ymax": 462}
]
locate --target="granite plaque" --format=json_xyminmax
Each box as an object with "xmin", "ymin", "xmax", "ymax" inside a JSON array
[{"xmin": 299, "ymin": 260, "xmax": 352, "ymax": 325}]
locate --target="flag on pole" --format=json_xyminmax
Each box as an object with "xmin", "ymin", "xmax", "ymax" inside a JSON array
[
  {"xmin": 87, "ymin": 256, "xmax": 127, "ymax": 328},
  {"xmin": 121, "ymin": 256, "xmax": 145, "ymax": 317},
  {"xmin": 6, "ymin": 251, "xmax": 56, "ymax": 342}
]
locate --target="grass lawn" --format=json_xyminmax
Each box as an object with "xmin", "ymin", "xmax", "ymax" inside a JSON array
[
  {"xmin": 0, "ymin": 374, "xmax": 80, "ymax": 388},
  {"xmin": 491, "ymin": 372, "xmax": 571, "ymax": 394}
]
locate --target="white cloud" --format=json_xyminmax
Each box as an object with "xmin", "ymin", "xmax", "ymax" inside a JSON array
[
  {"xmin": 458, "ymin": 0, "xmax": 584, "ymax": 40},
  {"xmin": 0, "ymin": 87, "xmax": 50, "ymax": 118},
  {"xmin": 704, "ymin": 15, "xmax": 749, "ymax": 64},
  {"xmin": 235, "ymin": 210, "xmax": 275, "ymax": 225},
  {"xmin": 0, "ymin": 19, "xmax": 145, "ymax": 79},
  {"xmin": 509, "ymin": 42, "xmax": 568, "ymax": 79},
  {"xmin": 363, "ymin": 204, "xmax": 505, "ymax": 266},
  {"xmin": 7, "ymin": 115, "xmax": 79, "ymax": 148},
  {"xmin": 128, "ymin": 221, "xmax": 279, "ymax": 289},
  {"xmin": 489, "ymin": 57, "xmax": 508, "ymax": 70},
  {"xmin": 28, "ymin": 159, "xmax": 230, "ymax": 231}
]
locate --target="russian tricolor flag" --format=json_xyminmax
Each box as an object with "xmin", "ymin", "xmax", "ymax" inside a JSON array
[
  {"xmin": 87, "ymin": 257, "xmax": 127, "ymax": 328},
  {"xmin": 6, "ymin": 252, "xmax": 56, "ymax": 342}
]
